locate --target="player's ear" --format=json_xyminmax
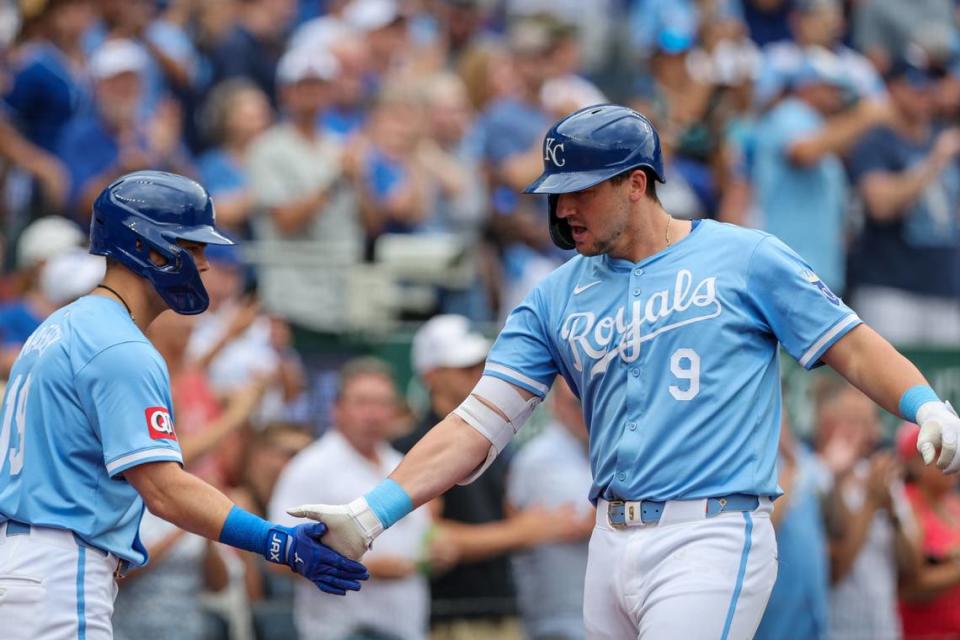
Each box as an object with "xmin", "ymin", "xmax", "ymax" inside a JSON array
[{"xmin": 628, "ymin": 169, "xmax": 647, "ymax": 202}]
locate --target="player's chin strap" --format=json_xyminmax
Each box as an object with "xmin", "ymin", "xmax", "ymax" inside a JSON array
[{"xmin": 453, "ymin": 375, "xmax": 542, "ymax": 485}]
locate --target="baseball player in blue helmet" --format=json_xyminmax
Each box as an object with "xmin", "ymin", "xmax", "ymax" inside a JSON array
[
  {"xmin": 0, "ymin": 171, "xmax": 367, "ymax": 640},
  {"xmin": 286, "ymin": 105, "xmax": 960, "ymax": 638}
]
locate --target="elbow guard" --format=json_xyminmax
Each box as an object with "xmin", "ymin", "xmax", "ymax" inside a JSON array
[{"xmin": 452, "ymin": 375, "xmax": 542, "ymax": 485}]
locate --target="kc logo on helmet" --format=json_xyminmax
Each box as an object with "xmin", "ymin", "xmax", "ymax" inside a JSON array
[
  {"xmin": 145, "ymin": 407, "xmax": 176, "ymax": 441},
  {"xmin": 544, "ymin": 137, "xmax": 566, "ymax": 167}
]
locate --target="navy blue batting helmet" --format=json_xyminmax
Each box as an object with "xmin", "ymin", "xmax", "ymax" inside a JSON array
[
  {"xmin": 89, "ymin": 170, "xmax": 234, "ymax": 315},
  {"xmin": 523, "ymin": 104, "xmax": 665, "ymax": 249}
]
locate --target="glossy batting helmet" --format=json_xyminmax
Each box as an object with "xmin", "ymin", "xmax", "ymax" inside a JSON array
[
  {"xmin": 523, "ymin": 104, "xmax": 665, "ymax": 249},
  {"xmin": 89, "ymin": 170, "xmax": 234, "ymax": 315}
]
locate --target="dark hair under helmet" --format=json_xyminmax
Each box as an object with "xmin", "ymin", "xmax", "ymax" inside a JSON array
[
  {"xmin": 523, "ymin": 104, "xmax": 665, "ymax": 249},
  {"xmin": 89, "ymin": 170, "xmax": 234, "ymax": 315}
]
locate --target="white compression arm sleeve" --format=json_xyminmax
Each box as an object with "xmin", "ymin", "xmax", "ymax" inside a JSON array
[{"xmin": 452, "ymin": 375, "xmax": 542, "ymax": 485}]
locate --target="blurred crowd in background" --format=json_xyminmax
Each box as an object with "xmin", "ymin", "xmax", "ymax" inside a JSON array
[{"xmin": 2, "ymin": 0, "xmax": 960, "ymax": 638}]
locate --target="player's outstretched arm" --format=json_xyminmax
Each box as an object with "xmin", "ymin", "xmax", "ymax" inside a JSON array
[
  {"xmin": 822, "ymin": 324, "xmax": 960, "ymax": 472},
  {"xmin": 289, "ymin": 377, "xmax": 541, "ymax": 559},
  {"xmin": 124, "ymin": 461, "xmax": 369, "ymax": 594},
  {"xmin": 288, "ymin": 414, "xmax": 492, "ymax": 559}
]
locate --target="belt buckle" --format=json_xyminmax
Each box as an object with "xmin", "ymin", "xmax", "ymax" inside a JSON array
[{"xmin": 608, "ymin": 500, "xmax": 626, "ymax": 529}]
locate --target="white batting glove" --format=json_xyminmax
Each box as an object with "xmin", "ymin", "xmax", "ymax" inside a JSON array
[
  {"xmin": 287, "ymin": 497, "xmax": 384, "ymax": 561},
  {"xmin": 916, "ymin": 401, "xmax": 960, "ymax": 473}
]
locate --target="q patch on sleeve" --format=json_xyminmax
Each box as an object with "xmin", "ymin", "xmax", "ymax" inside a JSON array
[{"xmin": 145, "ymin": 407, "xmax": 177, "ymax": 441}]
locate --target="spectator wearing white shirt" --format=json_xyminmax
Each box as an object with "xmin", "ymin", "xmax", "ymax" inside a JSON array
[
  {"xmin": 816, "ymin": 381, "xmax": 921, "ymax": 640},
  {"xmin": 507, "ymin": 377, "xmax": 594, "ymax": 640},
  {"xmin": 270, "ymin": 357, "xmax": 432, "ymax": 640},
  {"xmin": 186, "ymin": 243, "xmax": 307, "ymax": 428}
]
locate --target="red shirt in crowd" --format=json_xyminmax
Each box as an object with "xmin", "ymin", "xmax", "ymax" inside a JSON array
[{"xmin": 900, "ymin": 483, "xmax": 960, "ymax": 640}]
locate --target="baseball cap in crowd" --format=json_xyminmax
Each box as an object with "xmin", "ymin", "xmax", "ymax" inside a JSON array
[
  {"xmin": 790, "ymin": 47, "xmax": 849, "ymax": 89},
  {"xmin": 289, "ymin": 16, "xmax": 353, "ymax": 53},
  {"xmin": 89, "ymin": 39, "xmax": 148, "ymax": 80},
  {"xmin": 656, "ymin": 27, "xmax": 695, "ymax": 55},
  {"xmin": 40, "ymin": 248, "xmax": 105, "ymax": 305},
  {"xmin": 507, "ymin": 15, "xmax": 556, "ymax": 56},
  {"xmin": 541, "ymin": 75, "xmax": 608, "ymax": 113},
  {"xmin": 16, "ymin": 215, "xmax": 85, "ymax": 270},
  {"xmin": 411, "ymin": 315, "xmax": 490, "ymax": 377},
  {"xmin": 343, "ymin": 0, "xmax": 403, "ymax": 33},
  {"xmin": 884, "ymin": 47, "xmax": 942, "ymax": 88},
  {"xmin": 276, "ymin": 46, "xmax": 340, "ymax": 85}
]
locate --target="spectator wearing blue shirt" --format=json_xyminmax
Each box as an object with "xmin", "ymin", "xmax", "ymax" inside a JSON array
[
  {"xmin": 847, "ymin": 54, "xmax": 960, "ymax": 346},
  {"xmin": 355, "ymin": 85, "xmax": 432, "ymax": 237},
  {"xmin": 90, "ymin": 0, "xmax": 199, "ymax": 118},
  {"xmin": 473, "ymin": 16, "xmax": 562, "ymax": 316},
  {"xmin": 209, "ymin": 0, "xmax": 298, "ymax": 106},
  {"xmin": 197, "ymin": 79, "xmax": 274, "ymax": 237},
  {"xmin": 627, "ymin": 0, "xmax": 700, "ymax": 62},
  {"xmin": 57, "ymin": 39, "xmax": 192, "ymax": 224},
  {"xmin": 754, "ymin": 0, "xmax": 885, "ymax": 110},
  {"xmin": 756, "ymin": 424, "xmax": 832, "ymax": 640},
  {"xmin": 742, "ymin": 0, "xmax": 792, "ymax": 47},
  {"xmin": 752, "ymin": 49, "xmax": 893, "ymax": 293},
  {"xmin": 4, "ymin": 0, "xmax": 93, "ymax": 153}
]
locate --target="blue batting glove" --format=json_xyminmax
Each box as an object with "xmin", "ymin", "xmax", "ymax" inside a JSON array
[{"xmin": 265, "ymin": 522, "xmax": 370, "ymax": 595}]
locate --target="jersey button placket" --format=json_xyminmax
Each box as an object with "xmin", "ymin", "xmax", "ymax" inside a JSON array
[{"xmin": 617, "ymin": 271, "xmax": 644, "ymax": 495}]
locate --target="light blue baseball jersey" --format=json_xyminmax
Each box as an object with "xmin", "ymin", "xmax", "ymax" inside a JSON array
[
  {"xmin": 0, "ymin": 295, "xmax": 182, "ymax": 566},
  {"xmin": 485, "ymin": 220, "xmax": 860, "ymax": 503}
]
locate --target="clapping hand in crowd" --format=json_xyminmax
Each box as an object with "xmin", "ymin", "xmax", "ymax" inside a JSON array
[
  {"xmin": 821, "ymin": 419, "xmax": 867, "ymax": 480},
  {"xmin": 865, "ymin": 452, "xmax": 899, "ymax": 511},
  {"xmin": 930, "ymin": 127, "xmax": 960, "ymax": 173}
]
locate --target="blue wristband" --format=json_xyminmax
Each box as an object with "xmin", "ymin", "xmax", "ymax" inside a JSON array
[
  {"xmin": 363, "ymin": 479, "xmax": 413, "ymax": 529},
  {"xmin": 219, "ymin": 505, "xmax": 273, "ymax": 556},
  {"xmin": 899, "ymin": 385, "xmax": 941, "ymax": 422}
]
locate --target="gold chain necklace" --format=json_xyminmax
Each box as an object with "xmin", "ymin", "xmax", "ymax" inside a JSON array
[{"xmin": 665, "ymin": 215, "xmax": 672, "ymax": 248}]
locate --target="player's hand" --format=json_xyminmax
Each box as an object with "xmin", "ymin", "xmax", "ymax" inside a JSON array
[
  {"xmin": 916, "ymin": 401, "xmax": 960, "ymax": 473},
  {"xmin": 265, "ymin": 522, "xmax": 369, "ymax": 595},
  {"xmin": 287, "ymin": 498, "xmax": 385, "ymax": 561}
]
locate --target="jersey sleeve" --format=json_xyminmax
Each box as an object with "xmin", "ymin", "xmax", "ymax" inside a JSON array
[
  {"xmin": 75, "ymin": 342, "xmax": 183, "ymax": 477},
  {"xmin": 484, "ymin": 286, "xmax": 558, "ymax": 398},
  {"xmin": 745, "ymin": 235, "xmax": 861, "ymax": 369}
]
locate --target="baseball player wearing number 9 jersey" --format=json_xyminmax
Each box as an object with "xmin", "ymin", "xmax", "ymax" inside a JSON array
[
  {"xmin": 287, "ymin": 106, "xmax": 960, "ymax": 639},
  {"xmin": 0, "ymin": 171, "xmax": 367, "ymax": 640}
]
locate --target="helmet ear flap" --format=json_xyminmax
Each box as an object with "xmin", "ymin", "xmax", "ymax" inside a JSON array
[{"xmin": 548, "ymin": 194, "xmax": 575, "ymax": 250}]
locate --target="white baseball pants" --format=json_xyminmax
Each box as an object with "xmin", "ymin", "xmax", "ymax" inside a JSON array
[
  {"xmin": 0, "ymin": 521, "xmax": 120, "ymax": 640},
  {"xmin": 584, "ymin": 499, "xmax": 778, "ymax": 640}
]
